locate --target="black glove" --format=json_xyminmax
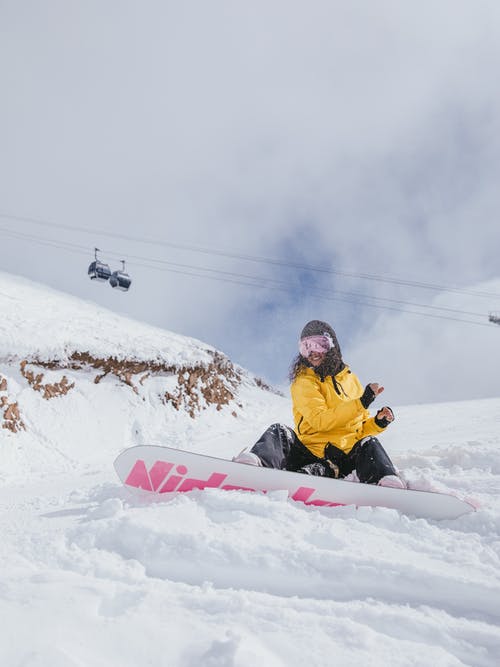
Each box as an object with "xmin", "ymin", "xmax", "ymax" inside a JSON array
[
  {"xmin": 360, "ymin": 384, "xmax": 376, "ymax": 408},
  {"xmin": 375, "ymin": 407, "xmax": 394, "ymax": 428}
]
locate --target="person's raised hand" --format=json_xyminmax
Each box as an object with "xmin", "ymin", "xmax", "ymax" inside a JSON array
[
  {"xmin": 360, "ymin": 382, "xmax": 384, "ymax": 408},
  {"xmin": 375, "ymin": 406, "xmax": 395, "ymax": 428}
]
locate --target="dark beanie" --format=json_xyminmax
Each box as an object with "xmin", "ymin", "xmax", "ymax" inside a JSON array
[{"xmin": 300, "ymin": 320, "xmax": 337, "ymax": 342}]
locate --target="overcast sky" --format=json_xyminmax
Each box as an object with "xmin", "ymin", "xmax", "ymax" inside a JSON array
[{"xmin": 1, "ymin": 0, "xmax": 500, "ymax": 407}]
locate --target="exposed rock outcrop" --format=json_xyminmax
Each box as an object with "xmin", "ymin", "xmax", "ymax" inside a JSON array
[
  {"xmin": 0, "ymin": 375, "xmax": 25, "ymax": 432},
  {"xmin": 20, "ymin": 361, "xmax": 75, "ymax": 399},
  {"xmin": 1, "ymin": 348, "xmax": 279, "ymax": 434},
  {"xmin": 18, "ymin": 350, "xmax": 255, "ymax": 419}
]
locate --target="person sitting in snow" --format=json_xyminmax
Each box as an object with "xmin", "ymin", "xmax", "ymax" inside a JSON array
[{"xmin": 233, "ymin": 319, "xmax": 405, "ymax": 489}]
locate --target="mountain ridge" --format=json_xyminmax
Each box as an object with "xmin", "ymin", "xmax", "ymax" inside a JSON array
[{"xmin": 0, "ymin": 271, "xmax": 282, "ymax": 440}]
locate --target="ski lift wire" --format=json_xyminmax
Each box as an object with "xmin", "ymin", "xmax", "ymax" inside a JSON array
[
  {"xmin": 1, "ymin": 210, "xmax": 499, "ymax": 300},
  {"xmin": 0, "ymin": 225, "xmax": 496, "ymax": 326}
]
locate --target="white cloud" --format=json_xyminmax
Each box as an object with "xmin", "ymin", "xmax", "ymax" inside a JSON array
[
  {"xmin": 348, "ymin": 279, "xmax": 500, "ymax": 407},
  {"xmin": 1, "ymin": 0, "xmax": 500, "ymax": 403}
]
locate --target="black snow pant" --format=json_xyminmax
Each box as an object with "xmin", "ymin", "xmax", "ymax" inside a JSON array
[
  {"xmin": 250, "ymin": 423, "xmax": 397, "ymax": 484},
  {"xmin": 323, "ymin": 438, "xmax": 397, "ymax": 484}
]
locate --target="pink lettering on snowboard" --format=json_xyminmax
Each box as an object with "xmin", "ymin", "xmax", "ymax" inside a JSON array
[{"xmin": 124, "ymin": 459, "xmax": 344, "ymax": 508}]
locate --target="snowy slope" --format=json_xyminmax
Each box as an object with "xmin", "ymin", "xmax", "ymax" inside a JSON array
[
  {"xmin": 0, "ymin": 271, "xmax": 216, "ymax": 365},
  {"xmin": 0, "ymin": 271, "xmax": 281, "ymax": 478},
  {"xmin": 1, "ymin": 273, "xmax": 500, "ymax": 667}
]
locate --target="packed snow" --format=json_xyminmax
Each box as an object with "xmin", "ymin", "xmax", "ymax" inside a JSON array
[{"xmin": 1, "ymin": 273, "xmax": 500, "ymax": 666}]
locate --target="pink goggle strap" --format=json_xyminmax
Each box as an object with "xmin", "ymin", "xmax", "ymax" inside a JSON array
[{"xmin": 299, "ymin": 334, "xmax": 334, "ymax": 357}]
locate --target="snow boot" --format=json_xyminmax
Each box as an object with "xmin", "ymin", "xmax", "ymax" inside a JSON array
[
  {"xmin": 378, "ymin": 474, "xmax": 406, "ymax": 489},
  {"xmin": 232, "ymin": 448, "xmax": 262, "ymax": 466}
]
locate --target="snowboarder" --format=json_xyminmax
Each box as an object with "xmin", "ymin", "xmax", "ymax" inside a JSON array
[{"xmin": 234, "ymin": 319, "xmax": 405, "ymax": 489}]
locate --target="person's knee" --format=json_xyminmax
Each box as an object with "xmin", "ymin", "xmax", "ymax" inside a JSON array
[{"xmin": 358, "ymin": 436, "xmax": 380, "ymax": 448}]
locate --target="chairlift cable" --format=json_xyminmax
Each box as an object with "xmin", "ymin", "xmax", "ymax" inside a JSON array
[
  {"xmin": 0, "ymin": 225, "xmax": 497, "ymax": 328},
  {"xmin": 120, "ymin": 251, "xmax": 489, "ymax": 319},
  {"xmin": 0, "ymin": 226, "xmax": 490, "ymax": 319},
  {"xmin": 1, "ymin": 211, "xmax": 499, "ymax": 299},
  {"xmin": 123, "ymin": 258, "xmax": 497, "ymax": 329}
]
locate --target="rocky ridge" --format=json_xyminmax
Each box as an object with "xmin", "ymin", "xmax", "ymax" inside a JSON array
[{"xmin": 1, "ymin": 349, "xmax": 279, "ymax": 432}]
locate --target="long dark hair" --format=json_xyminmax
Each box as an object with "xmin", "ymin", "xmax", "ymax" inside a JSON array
[{"xmin": 288, "ymin": 348, "xmax": 345, "ymax": 383}]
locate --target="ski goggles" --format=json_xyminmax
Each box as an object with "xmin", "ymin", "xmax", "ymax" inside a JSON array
[{"xmin": 299, "ymin": 334, "xmax": 334, "ymax": 357}]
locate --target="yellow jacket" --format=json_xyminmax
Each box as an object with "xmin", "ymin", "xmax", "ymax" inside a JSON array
[{"xmin": 290, "ymin": 365, "xmax": 386, "ymax": 458}]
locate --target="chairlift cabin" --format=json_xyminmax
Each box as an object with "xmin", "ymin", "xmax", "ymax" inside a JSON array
[
  {"xmin": 110, "ymin": 260, "xmax": 132, "ymax": 292},
  {"xmin": 88, "ymin": 248, "xmax": 111, "ymax": 282},
  {"xmin": 489, "ymin": 312, "xmax": 500, "ymax": 325}
]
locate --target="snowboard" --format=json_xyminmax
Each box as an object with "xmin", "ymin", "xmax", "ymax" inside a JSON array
[{"xmin": 114, "ymin": 445, "xmax": 476, "ymax": 521}]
